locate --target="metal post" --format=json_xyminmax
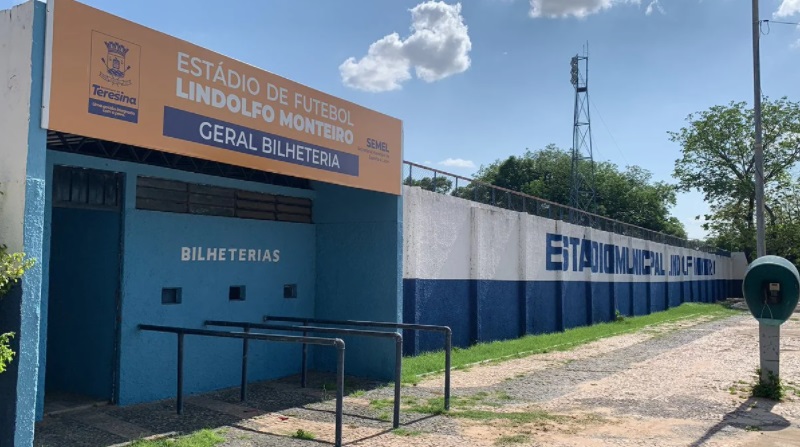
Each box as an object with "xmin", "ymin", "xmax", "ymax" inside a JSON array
[
  {"xmin": 753, "ymin": 0, "xmax": 765, "ymax": 260},
  {"xmin": 241, "ymin": 326, "xmax": 250, "ymax": 402},
  {"xmin": 393, "ymin": 337, "xmax": 402, "ymax": 429},
  {"xmin": 444, "ymin": 329, "xmax": 452, "ymax": 410},
  {"xmin": 177, "ymin": 332, "xmax": 185, "ymax": 415},
  {"xmin": 301, "ymin": 321, "xmax": 308, "ymax": 388},
  {"xmin": 752, "ymin": 0, "xmax": 778, "ymax": 384},
  {"xmin": 335, "ymin": 343, "xmax": 345, "ymax": 447}
]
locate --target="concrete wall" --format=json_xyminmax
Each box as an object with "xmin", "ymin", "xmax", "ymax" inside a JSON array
[
  {"xmin": 402, "ymin": 186, "xmax": 744, "ymax": 355},
  {"xmin": 0, "ymin": 2, "xmax": 48, "ymax": 446},
  {"xmin": 0, "ymin": 2, "xmax": 33, "ymax": 253},
  {"xmin": 42, "ymin": 151, "xmax": 319, "ymax": 406},
  {"xmin": 311, "ymin": 182, "xmax": 403, "ymax": 380}
]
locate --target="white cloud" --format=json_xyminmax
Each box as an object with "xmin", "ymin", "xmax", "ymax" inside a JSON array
[
  {"xmin": 340, "ymin": 1, "xmax": 472, "ymax": 92},
  {"xmin": 793, "ymin": 39, "xmax": 800, "ymax": 50},
  {"xmin": 339, "ymin": 34, "xmax": 411, "ymax": 92},
  {"xmin": 645, "ymin": 0, "xmax": 664, "ymax": 15},
  {"xmin": 775, "ymin": 0, "xmax": 800, "ymax": 18},
  {"xmin": 528, "ymin": 0, "xmax": 640, "ymax": 19},
  {"xmin": 439, "ymin": 158, "xmax": 476, "ymax": 169}
]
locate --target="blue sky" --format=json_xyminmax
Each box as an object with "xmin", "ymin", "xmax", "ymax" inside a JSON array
[{"xmin": 4, "ymin": 0, "xmax": 800, "ymax": 239}]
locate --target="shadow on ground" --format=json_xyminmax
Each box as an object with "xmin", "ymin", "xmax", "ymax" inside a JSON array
[
  {"xmin": 34, "ymin": 372, "xmax": 412, "ymax": 447},
  {"xmin": 689, "ymin": 397, "xmax": 791, "ymax": 447}
]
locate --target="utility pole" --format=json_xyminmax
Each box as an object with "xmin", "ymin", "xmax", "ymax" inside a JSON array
[{"xmin": 752, "ymin": 0, "xmax": 777, "ymax": 384}]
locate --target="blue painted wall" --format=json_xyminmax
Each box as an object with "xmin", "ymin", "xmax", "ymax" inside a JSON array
[
  {"xmin": 311, "ymin": 182, "xmax": 402, "ymax": 381},
  {"xmin": 42, "ymin": 151, "xmax": 319, "ymax": 406},
  {"xmin": 404, "ymin": 278, "xmax": 739, "ymax": 355},
  {"xmin": 403, "ymin": 279, "xmax": 472, "ymax": 356},
  {"xmin": 46, "ymin": 207, "xmax": 120, "ymax": 400},
  {"xmin": 121, "ymin": 210, "xmax": 315, "ymax": 405},
  {"xmin": 0, "ymin": 2, "xmax": 48, "ymax": 445}
]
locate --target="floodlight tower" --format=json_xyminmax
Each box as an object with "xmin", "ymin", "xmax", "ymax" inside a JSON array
[{"xmin": 569, "ymin": 46, "xmax": 597, "ymax": 218}]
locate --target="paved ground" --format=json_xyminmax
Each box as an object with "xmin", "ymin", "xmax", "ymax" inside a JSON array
[{"xmin": 35, "ymin": 305, "xmax": 800, "ymax": 447}]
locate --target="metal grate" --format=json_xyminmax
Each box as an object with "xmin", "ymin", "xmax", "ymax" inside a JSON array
[
  {"xmin": 53, "ymin": 165, "xmax": 122, "ymax": 210},
  {"xmin": 136, "ymin": 176, "xmax": 312, "ymax": 223},
  {"xmin": 47, "ymin": 131, "xmax": 311, "ymax": 190}
]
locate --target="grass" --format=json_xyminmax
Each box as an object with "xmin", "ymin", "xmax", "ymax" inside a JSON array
[
  {"xmin": 350, "ymin": 389, "xmax": 366, "ymax": 398},
  {"xmin": 752, "ymin": 369, "xmax": 785, "ymax": 401},
  {"xmin": 129, "ymin": 429, "xmax": 224, "ymax": 447},
  {"xmin": 495, "ymin": 434, "xmax": 531, "ymax": 445},
  {"xmin": 369, "ymin": 398, "xmax": 394, "ymax": 410},
  {"xmin": 392, "ymin": 428, "xmax": 422, "ymax": 437},
  {"xmin": 292, "ymin": 429, "xmax": 316, "ymax": 440},
  {"xmin": 402, "ymin": 302, "xmax": 740, "ymax": 383},
  {"xmin": 450, "ymin": 409, "xmax": 562, "ymax": 423}
]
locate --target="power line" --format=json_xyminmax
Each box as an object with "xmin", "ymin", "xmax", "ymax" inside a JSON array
[
  {"xmin": 764, "ymin": 19, "xmax": 800, "ymax": 26},
  {"xmin": 590, "ymin": 100, "xmax": 630, "ymax": 167},
  {"xmin": 760, "ymin": 19, "xmax": 800, "ymax": 35}
]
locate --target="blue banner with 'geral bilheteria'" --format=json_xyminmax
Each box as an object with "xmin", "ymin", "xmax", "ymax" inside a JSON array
[{"xmin": 162, "ymin": 106, "xmax": 359, "ymax": 177}]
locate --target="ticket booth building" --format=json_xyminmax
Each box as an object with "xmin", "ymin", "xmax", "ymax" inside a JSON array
[{"xmin": 0, "ymin": 2, "xmax": 403, "ymax": 445}]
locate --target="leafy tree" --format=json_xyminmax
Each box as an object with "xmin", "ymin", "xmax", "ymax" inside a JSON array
[
  {"xmin": 670, "ymin": 97, "xmax": 800, "ymax": 260},
  {"xmin": 0, "ymin": 246, "xmax": 34, "ymax": 373},
  {"xmin": 0, "ymin": 187, "xmax": 35, "ymax": 373},
  {"xmin": 455, "ymin": 145, "xmax": 687, "ymax": 238},
  {"xmin": 404, "ymin": 175, "xmax": 453, "ymax": 194}
]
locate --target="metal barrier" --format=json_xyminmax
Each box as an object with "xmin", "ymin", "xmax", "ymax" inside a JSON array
[
  {"xmin": 262, "ymin": 315, "xmax": 453, "ymax": 410},
  {"xmin": 138, "ymin": 324, "xmax": 346, "ymax": 447},
  {"xmin": 205, "ymin": 320, "xmax": 404, "ymax": 428},
  {"xmin": 403, "ymin": 161, "xmax": 732, "ymax": 257}
]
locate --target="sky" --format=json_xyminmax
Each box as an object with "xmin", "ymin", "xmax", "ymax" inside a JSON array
[{"xmin": 4, "ymin": 0, "xmax": 800, "ymax": 239}]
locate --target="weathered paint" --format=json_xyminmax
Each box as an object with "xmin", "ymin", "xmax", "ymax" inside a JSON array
[
  {"xmin": 0, "ymin": 1, "xmax": 48, "ymax": 445},
  {"xmin": 402, "ymin": 186, "xmax": 745, "ymax": 355}
]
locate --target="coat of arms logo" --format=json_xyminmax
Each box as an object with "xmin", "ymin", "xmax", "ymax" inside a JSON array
[{"xmin": 100, "ymin": 41, "xmax": 132, "ymax": 86}]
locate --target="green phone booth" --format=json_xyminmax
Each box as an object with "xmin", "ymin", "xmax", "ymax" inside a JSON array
[{"xmin": 742, "ymin": 255, "xmax": 800, "ymax": 326}]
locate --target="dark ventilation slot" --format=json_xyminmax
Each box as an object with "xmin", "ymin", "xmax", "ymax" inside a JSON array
[
  {"xmin": 283, "ymin": 284, "xmax": 298, "ymax": 299},
  {"xmin": 229, "ymin": 286, "xmax": 246, "ymax": 302},
  {"xmin": 135, "ymin": 176, "xmax": 312, "ymax": 223},
  {"xmin": 162, "ymin": 287, "xmax": 182, "ymax": 305}
]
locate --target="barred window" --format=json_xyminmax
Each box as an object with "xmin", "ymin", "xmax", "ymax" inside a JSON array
[{"xmin": 135, "ymin": 176, "xmax": 312, "ymax": 223}]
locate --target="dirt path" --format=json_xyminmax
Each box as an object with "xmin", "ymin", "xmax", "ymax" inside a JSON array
[{"xmin": 35, "ymin": 310, "xmax": 800, "ymax": 447}]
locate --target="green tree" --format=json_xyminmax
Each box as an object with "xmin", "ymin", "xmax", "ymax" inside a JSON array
[
  {"xmin": 0, "ymin": 246, "xmax": 34, "ymax": 373},
  {"xmin": 670, "ymin": 97, "xmax": 800, "ymax": 260},
  {"xmin": 404, "ymin": 175, "xmax": 453, "ymax": 194},
  {"xmin": 455, "ymin": 145, "xmax": 687, "ymax": 238},
  {"xmin": 1, "ymin": 187, "xmax": 35, "ymax": 373}
]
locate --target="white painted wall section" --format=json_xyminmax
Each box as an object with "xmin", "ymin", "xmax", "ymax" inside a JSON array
[
  {"xmin": 404, "ymin": 186, "xmax": 742, "ymax": 283},
  {"xmin": 0, "ymin": 2, "xmax": 35, "ymax": 252}
]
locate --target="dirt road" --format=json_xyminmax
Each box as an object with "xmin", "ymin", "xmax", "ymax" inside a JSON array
[{"xmin": 35, "ymin": 309, "xmax": 800, "ymax": 447}]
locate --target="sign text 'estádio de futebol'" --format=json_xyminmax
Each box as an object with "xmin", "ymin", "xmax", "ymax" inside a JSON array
[{"xmin": 41, "ymin": 0, "xmax": 402, "ymax": 195}]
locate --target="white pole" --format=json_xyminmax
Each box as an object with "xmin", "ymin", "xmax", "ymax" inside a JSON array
[{"xmin": 752, "ymin": 0, "xmax": 778, "ymax": 383}]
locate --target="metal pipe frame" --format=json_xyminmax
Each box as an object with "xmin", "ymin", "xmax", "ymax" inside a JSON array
[
  {"xmin": 262, "ymin": 315, "xmax": 452, "ymax": 410},
  {"xmin": 205, "ymin": 320, "xmax": 404, "ymax": 428},
  {"xmin": 138, "ymin": 324, "xmax": 346, "ymax": 447}
]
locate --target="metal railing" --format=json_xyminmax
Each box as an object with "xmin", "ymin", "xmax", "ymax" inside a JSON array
[
  {"xmin": 403, "ymin": 161, "xmax": 731, "ymax": 257},
  {"xmin": 262, "ymin": 314, "xmax": 453, "ymax": 411},
  {"xmin": 205, "ymin": 320, "xmax": 404, "ymax": 428},
  {"xmin": 138, "ymin": 324, "xmax": 346, "ymax": 447}
]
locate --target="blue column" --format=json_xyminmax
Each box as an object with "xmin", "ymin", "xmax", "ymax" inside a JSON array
[{"xmin": 0, "ymin": 2, "xmax": 47, "ymax": 446}]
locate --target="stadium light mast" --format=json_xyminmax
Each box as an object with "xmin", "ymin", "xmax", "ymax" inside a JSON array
[{"xmin": 569, "ymin": 44, "xmax": 596, "ymax": 221}]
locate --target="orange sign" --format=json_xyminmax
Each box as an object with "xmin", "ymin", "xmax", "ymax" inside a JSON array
[{"xmin": 42, "ymin": 0, "xmax": 402, "ymax": 195}]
